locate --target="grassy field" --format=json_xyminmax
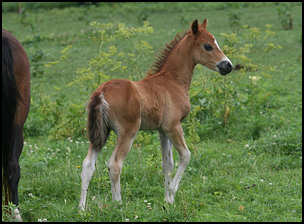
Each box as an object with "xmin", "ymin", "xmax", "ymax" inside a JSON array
[{"xmin": 2, "ymin": 2, "xmax": 302, "ymax": 222}]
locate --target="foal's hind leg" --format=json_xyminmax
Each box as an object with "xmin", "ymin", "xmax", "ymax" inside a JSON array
[
  {"xmin": 107, "ymin": 127, "xmax": 138, "ymax": 202},
  {"xmin": 79, "ymin": 144, "xmax": 100, "ymax": 211},
  {"xmin": 163, "ymin": 123, "xmax": 191, "ymax": 204},
  {"xmin": 159, "ymin": 131, "xmax": 174, "ymax": 203}
]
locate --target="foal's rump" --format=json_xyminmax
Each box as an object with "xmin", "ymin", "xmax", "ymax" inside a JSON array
[
  {"xmin": 102, "ymin": 79, "xmax": 141, "ymax": 123},
  {"xmin": 87, "ymin": 79, "xmax": 141, "ymax": 148}
]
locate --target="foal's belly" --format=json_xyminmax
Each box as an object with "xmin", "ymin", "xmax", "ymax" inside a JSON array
[
  {"xmin": 139, "ymin": 120, "xmax": 159, "ymax": 130},
  {"xmin": 139, "ymin": 108, "xmax": 162, "ymax": 130}
]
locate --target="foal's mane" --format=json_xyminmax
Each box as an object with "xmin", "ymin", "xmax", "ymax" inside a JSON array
[{"xmin": 147, "ymin": 31, "xmax": 188, "ymax": 76}]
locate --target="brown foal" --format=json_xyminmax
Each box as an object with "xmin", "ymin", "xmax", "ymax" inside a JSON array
[{"xmin": 79, "ymin": 19, "xmax": 232, "ymax": 210}]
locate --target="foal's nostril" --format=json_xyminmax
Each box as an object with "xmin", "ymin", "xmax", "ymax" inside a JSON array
[
  {"xmin": 227, "ymin": 62, "xmax": 232, "ymax": 69},
  {"xmin": 226, "ymin": 62, "xmax": 232, "ymax": 72}
]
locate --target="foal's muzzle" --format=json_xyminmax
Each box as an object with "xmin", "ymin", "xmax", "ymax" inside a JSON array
[{"xmin": 217, "ymin": 60, "xmax": 233, "ymax": 75}]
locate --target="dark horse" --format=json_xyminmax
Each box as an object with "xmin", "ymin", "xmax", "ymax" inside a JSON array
[{"xmin": 2, "ymin": 29, "xmax": 30, "ymax": 221}]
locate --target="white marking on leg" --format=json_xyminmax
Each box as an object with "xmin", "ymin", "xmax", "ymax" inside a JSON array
[
  {"xmin": 79, "ymin": 146, "xmax": 99, "ymax": 210},
  {"xmin": 169, "ymin": 148, "xmax": 191, "ymax": 198},
  {"xmin": 160, "ymin": 132, "xmax": 174, "ymax": 204},
  {"xmin": 165, "ymin": 125, "xmax": 191, "ymax": 204},
  {"xmin": 108, "ymin": 157, "xmax": 122, "ymax": 202},
  {"xmin": 13, "ymin": 208, "xmax": 22, "ymax": 222}
]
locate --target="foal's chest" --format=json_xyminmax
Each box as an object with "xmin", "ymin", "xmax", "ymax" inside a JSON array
[{"xmin": 139, "ymin": 96, "xmax": 163, "ymax": 130}]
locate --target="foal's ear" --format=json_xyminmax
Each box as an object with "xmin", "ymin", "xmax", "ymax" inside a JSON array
[
  {"xmin": 202, "ymin": 18, "xmax": 208, "ymax": 29},
  {"xmin": 191, "ymin": 19, "xmax": 199, "ymax": 35}
]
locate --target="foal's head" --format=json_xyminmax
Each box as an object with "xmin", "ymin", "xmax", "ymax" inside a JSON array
[{"xmin": 190, "ymin": 19, "xmax": 233, "ymax": 75}]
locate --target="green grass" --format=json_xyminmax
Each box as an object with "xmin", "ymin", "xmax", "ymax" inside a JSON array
[{"xmin": 2, "ymin": 2, "xmax": 302, "ymax": 222}]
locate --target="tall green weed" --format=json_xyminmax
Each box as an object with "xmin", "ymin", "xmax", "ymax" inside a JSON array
[
  {"xmin": 24, "ymin": 19, "xmax": 301, "ymax": 156},
  {"xmin": 44, "ymin": 21, "xmax": 154, "ymax": 140}
]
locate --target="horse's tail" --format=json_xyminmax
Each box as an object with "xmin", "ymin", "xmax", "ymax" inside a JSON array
[
  {"xmin": 87, "ymin": 92, "xmax": 110, "ymax": 150},
  {"xmin": 2, "ymin": 35, "xmax": 19, "ymax": 190}
]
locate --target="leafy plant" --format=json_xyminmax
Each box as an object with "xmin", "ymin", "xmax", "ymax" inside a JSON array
[
  {"xmin": 276, "ymin": 3, "xmax": 294, "ymax": 30},
  {"xmin": 228, "ymin": 12, "xmax": 242, "ymax": 32},
  {"xmin": 19, "ymin": 11, "xmax": 46, "ymax": 77},
  {"xmin": 29, "ymin": 48, "xmax": 45, "ymax": 77},
  {"xmin": 45, "ymin": 21, "xmax": 154, "ymax": 140}
]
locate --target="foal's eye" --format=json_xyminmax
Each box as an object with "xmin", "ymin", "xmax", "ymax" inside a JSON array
[{"xmin": 204, "ymin": 44, "xmax": 213, "ymax": 51}]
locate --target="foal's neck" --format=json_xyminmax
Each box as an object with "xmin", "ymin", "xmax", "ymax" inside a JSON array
[{"xmin": 161, "ymin": 36, "xmax": 195, "ymax": 92}]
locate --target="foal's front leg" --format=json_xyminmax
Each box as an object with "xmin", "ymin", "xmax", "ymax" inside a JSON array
[
  {"xmin": 163, "ymin": 123, "xmax": 191, "ymax": 204},
  {"xmin": 159, "ymin": 131, "xmax": 174, "ymax": 203}
]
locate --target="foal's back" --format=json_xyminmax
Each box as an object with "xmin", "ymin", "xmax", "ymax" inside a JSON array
[{"xmin": 94, "ymin": 71, "xmax": 190, "ymax": 133}]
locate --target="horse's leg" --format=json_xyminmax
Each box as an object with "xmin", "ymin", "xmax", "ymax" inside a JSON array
[
  {"xmin": 164, "ymin": 123, "xmax": 191, "ymax": 204},
  {"xmin": 107, "ymin": 128, "xmax": 138, "ymax": 202},
  {"xmin": 7, "ymin": 125, "xmax": 24, "ymax": 221},
  {"xmin": 159, "ymin": 131, "xmax": 174, "ymax": 203},
  {"xmin": 79, "ymin": 144, "xmax": 100, "ymax": 211}
]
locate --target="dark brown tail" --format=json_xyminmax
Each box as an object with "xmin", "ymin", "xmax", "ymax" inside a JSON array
[{"xmin": 87, "ymin": 92, "xmax": 110, "ymax": 149}]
